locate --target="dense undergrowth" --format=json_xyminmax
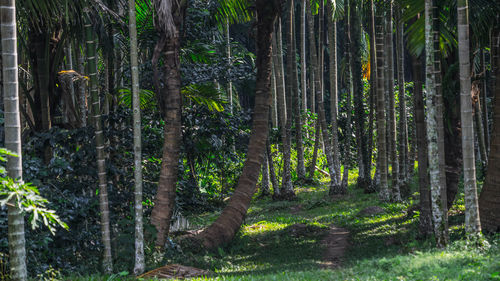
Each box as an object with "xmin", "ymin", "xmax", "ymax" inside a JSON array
[{"xmin": 62, "ymin": 171, "xmax": 500, "ymax": 281}]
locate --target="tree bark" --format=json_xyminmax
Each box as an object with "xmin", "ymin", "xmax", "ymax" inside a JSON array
[
  {"xmin": 412, "ymin": 54, "xmax": 432, "ymax": 236},
  {"xmin": 128, "ymin": 0, "xmax": 145, "ymax": 274},
  {"xmin": 328, "ymin": 1, "xmax": 341, "ymax": 184},
  {"xmin": 385, "ymin": 2, "xmax": 401, "ymax": 202},
  {"xmin": 150, "ymin": 1, "xmax": 186, "ymax": 247},
  {"xmin": 85, "ymin": 15, "xmax": 113, "ymax": 273},
  {"xmin": 479, "ymin": 27, "xmax": 500, "ymax": 233},
  {"xmin": 425, "ymin": 0, "xmax": 448, "ymax": 247},
  {"xmin": 396, "ymin": 8, "xmax": 409, "ymax": 186},
  {"xmin": 195, "ymin": 0, "xmax": 283, "ymax": 249},
  {"xmin": 350, "ymin": 0, "xmax": 370, "ymax": 191},
  {"xmin": 376, "ymin": 6, "xmax": 389, "ymax": 201},
  {"xmin": 1, "ymin": 1, "xmax": 27, "ymax": 279}
]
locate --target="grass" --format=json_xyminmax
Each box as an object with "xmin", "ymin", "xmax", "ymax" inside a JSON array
[{"xmin": 61, "ymin": 172, "xmax": 500, "ymax": 281}]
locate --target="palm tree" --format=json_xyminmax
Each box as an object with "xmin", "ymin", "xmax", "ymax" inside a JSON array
[
  {"xmin": 196, "ymin": 0, "xmax": 284, "ymax": 249},
  {"xmin": 479, "ymin": 27, "xmax": 500, "ymax": 233},
  {"xmin": 396, "ymin": 8, "xmax": 409, "ymax": 185},
  {"xmin": 150, "ymin": 0, "xmax": 187, "ymax": 247},
  {"xmin": 457, "ymin": 0, "xmax": 481, "ymax": 235},
  {"xmin": 300, "ymin": 0, "xmax": 307, "ymax": 116},
  {"xmin": 425, "ymin": 0, "xmax": 448, "ymax": 248},
  {"xmin": 328, "ymin": 0, "xmax": 341, "ymax": 184},
  {"xmin": 291, "ymin": 0, "xmax": 306, "ymax": 182},
  {"xmin": 376, "ymin": 3, "xmax": 389, "ymax": 202},
  {"xmin": 1, "ymin": 1, "xmax": 27, "ymax": 279},
  {"xmin": 350, "ymin": 0, "xmax": 370, "ymax": 191},
  {"xmin": 412, "ymin": 54, "xmax": 432, "ymax": 236},
  {"xmin": 385, "ymin": 1, "xmax": 401, "ymax": 202},
  {"xmin": 84, "ymin": 14, "xmax": 113, "ymax": 273},
  {"xmin": 128, "ymin": 0, "xmax": 145, "ymax": 274}
]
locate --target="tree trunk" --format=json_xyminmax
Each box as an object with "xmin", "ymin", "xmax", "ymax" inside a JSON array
[
  {"xmin": 292, "ymin": 0, "xmax": 306, "ymax": 182},
  {"xmin": 150, "ymin": 1, "xmax": 185, "ymax": 247},
  {"xmin": 472, "ymin": 81, "xmax": 488, "ymax": 167},
  {"xmin": 261, "ymin": 150, "xmax": 271, "ymax": 196},
  {"xmin": 300, "ymin": 0, "xmax": 307, "ymax": 117},
  {"xmin": 376, "ymin": 6, "xmax": 389, "ymax": 201},
  {"xmin": 76, "ymin": 46, "xmax": 87, "ymax": 127},
  {"xmin": 479, "ymin": 27, "xmax": 500, "ymax": 233},
  {"xmin": 458, "ymin": 0, "xmax": 481, "ymax": 234},
  {"xmin": 1, "ymin": 1, "xmax": 27, "ymax": 279},
  {"xmin": 273, "ymin": 18, "xmax": 294, "ymax": 199},
  {"xmin": 412, "ymin": 54, "xmax": 432, "ymax": 236},
  {"xmin": 385, "ymin": 2, "xmax": 401, "ymax": 202},
  {"xmin": 85, "ymin": 15, "xmax": 113, "ymax": 273},
  {"xmin": 196, "ymin": 0, "xmax": 283, "ymax": 249},
  {"xmin": 350, "ymin": 0, "xmax": 370, "ymax": 191},
  {"xmin": 366, "ymin": 0, "xmax": 376, "ymax": 188},
  {"xmin": 328, "ymin": 2, "xmax": 341, "ymax": 184},
  {"xmin": 128, "ymin": 0, "xmax": 145, "ymax": 274},
  {"xmin": 425, "ymin": 0, "xmax": 448, "ymax": 247},
  {"xmin": 226, "ymin": 19, "xmax": 234, "ymax": 114},
  {"xmin": 267, "ymin": 138, "xmax": 279, "ymax": 197},
  {"xmin": 396, "ymin": 8, "xmax": 409, "ymax": 186}
]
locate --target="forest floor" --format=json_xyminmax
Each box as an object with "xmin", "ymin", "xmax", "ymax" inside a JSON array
[{"xmin": 75, "ymin": 170, "xmax": 500, "ymax": 281}]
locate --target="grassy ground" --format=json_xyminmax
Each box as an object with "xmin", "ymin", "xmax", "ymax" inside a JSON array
[{"xmin": 66, "ymin": 172, "xmax": 500, "ymax": 281}]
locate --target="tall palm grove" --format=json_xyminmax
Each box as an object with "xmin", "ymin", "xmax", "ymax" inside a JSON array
[{"xmin": 0, "ymin": 0, "xmax": 499, "ymax": 280}]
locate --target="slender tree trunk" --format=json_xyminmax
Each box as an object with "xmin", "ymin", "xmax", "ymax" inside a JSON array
[
  {"xmin": 340, "ymin": 0, "xmax": 352, "ymax": 192},
  {"xmin": 267, "ymin": 137, "xmax": 279, "ymax": 197},
  {"xmin": 328, "ymin": 1, "xmax": 341, "ymax": 184},
  {"xmin": 77, "ymin": 46, "xmax": 87, "ymax": 127},
  {"xmin": 128, "ymin": 0, "xmax": 145, "ymax": 274},
  {"xmin": 150, "ymin": 1, "xmax": 185, "ymax": 247},
  {"xmin": 479, "ymin": 27, "xmax": 500, "ymax": 233},
  {"xmin": 226, "ymin": 19, "xmax": 234, "ymax": 114},
  {"xmin": 261, "ymin": 150, "xmax": 271, "ymax": 196},
  {"xmin": 458, "ymin": 0, "xmax": 481, "ymax": 235},
  {"xmin": 396, "ymin": 8, "xmax": 409, "ymax": 186},
  {"xmin": 376, "ymin": 7, "xmax": 389, "ymax": 201},
  {"xmin": 271, "ymin": 59, "xmax": 278, "ymax": 128},
  {"xmin": 1, "ymin": 2, "xmax": 27, "ymax": 279},
  {"xmin": 367, "ymin": 0, "xmax": 376, "ymax": 187},
  {"xmin": 282, "ymin": 0, "xmax": 295, "ymax": 199},
  {"xmin": 385, "ymin": 2, "xmax": 401, "ymax": 202},
  {"xmin": 472, "ymin": 81, "xmax": 488, "ymax": 167},
  {"xmin": 350, "ymin": 0, "xmax": 370, "ymax": 190},
  {"xmin": 85, "ymin": 15, "xmax": 113, "ymax": 273},
  {"xmin": 196, "ymin": 0, "xmax": 283, "ymax": 249},
  {"xmin": 300, "ymin": 0, "xmax": 307, "ymax": 116},
  {"xmin": 481, "ymin": 50, "xmax": 490, "ymax": 156},
  {"xmin": 292, "ymin": 0, "xmax": 306, "ymax": 182},
  {"xmin": 425, "ymin": 0, "xmax": 448, "ymax": 247},
  {"xmin": 412, "ymin": 54, "xmax": 432, "ymax": 236},
  {"xmin": 273, "ymin": 18, "xmax": 294, "ymax": 199}
]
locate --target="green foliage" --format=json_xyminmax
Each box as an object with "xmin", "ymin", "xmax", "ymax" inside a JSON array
[
  {"xmin": 0, "ymin": 149, "xmax": 68, "ymax": 235},
  {"xmin": 117, "ymin": 88, "xmax": 157, "ymax": 110}
]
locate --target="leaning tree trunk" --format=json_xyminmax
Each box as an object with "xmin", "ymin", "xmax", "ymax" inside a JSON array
[
  {"xmin": 412, "ymin": 54, "xmax": 432, "ymax": 236},
  {"xmin": 328, "ymin": 0, "xmax": 341, "ymax": 184},
  {"xmin": 85, "ymin": 15, "xmax": 113, "ymax": 273},
  {"xmin": 195, "ymin": 0, "xmax": 283, "ymax": 249},
  {"xmin": 150, "ymin": 0, "xmax": 185, "ymax": 247},
  {"xmin": 479, "ymin": 27, "xmax": 500, "ymax": 233},
  {"xmin": 350, "ymin": 0, "xmax": 370, "ymax": 191},
  {"xmin": 128, "ymin": 0, "xmax": 145, "ymax": 274},
  {"xmin": 385, "ymin": 2, "xmax": 401, "ymax": 202},
  {"xmin": 1, "ymin": 1, "xmax": 27, "ymax": 279},
  {"xmin": 375, "ymin": 6, "xmax": 389, "ymax": 201},
  {"xmin": 425, "ymin": 0, "xmax": 448, "ymax": 247}
]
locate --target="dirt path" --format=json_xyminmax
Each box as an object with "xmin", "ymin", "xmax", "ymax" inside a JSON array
[{"xmin": 320, "ymin": 226, "xmax": 350, "ymax": 269}]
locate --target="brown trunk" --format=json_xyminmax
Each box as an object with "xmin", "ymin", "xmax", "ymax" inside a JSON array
[
  {"xmin": 151, "ymin": 2, "xmax": 186, "ymax": 247},
  {"xmin": 479, "ymin": 28, "xmax": 500, "ymax": 233},
  {"xmin": 412, "ymin": 54, "xmax": 432, "ymax": 236},
  {"xmin": 195, "ymin": 0, "xmax": 283, "ymax": 249}
]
